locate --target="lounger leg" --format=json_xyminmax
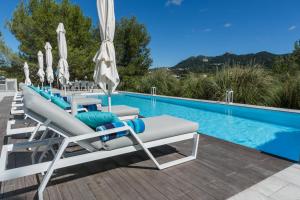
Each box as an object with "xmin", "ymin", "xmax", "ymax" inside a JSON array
[
  {"xmin": 31, "ymin": 129, "xmax": 49, "ymax": 164},
  {"xmin": 38, "ymin": 138, "xmax": 69, "ymax": 200},
  {"xmin": 28, "ymin": 122, "xmax": 42, "ymax": 142},
  {"xmin": 37, "ymin": 132, "xmax": 57, "ymax": 165},
  {"xmin": 128, "ymin": 129, "xmax": 161, "ymax": 168},
  {"xmin": 28, "ymin": 119, "xmax": 51, "ymax": 142},
  {"xmin": 128, "ymin": 127, "xmax": 200, "ymax": 170},
  {"xmin": 192, "ymin": 133, "xmax": 199, "ymax": 157}
]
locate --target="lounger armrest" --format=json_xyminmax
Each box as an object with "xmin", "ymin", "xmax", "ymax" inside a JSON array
[{"xmin": 67, "ymin": 125, "xmax": 132, "ymax": 143}]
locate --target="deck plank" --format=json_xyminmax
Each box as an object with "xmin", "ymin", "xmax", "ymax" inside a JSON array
[{"xmin": 0, "ymin": 96, "xmax": 293, "ymax": 200}]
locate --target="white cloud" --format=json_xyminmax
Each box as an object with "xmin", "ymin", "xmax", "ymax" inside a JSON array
[
  {"xmin": 288, "ymin": 25, "xmax": 296, "ymax": 31},
  {"xmin": 203, "ymin": 28, "xmax": 212, "ymax": 32},
  {"xmin": 224, "ymin": 23, "xmax": 232, "ymax": 28},
  {"xmin": 166, "ymin": 0, "xmax": 183, "ymax": 6}
]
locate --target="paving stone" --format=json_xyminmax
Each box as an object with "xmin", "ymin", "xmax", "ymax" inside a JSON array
[
  {"xmin": 274, "ymin": 166, "xmax": 300, "ymax": 187},
  {"xmin": 251, "ymin": 176, "xmax": 289, "ymax": 196},
  {"xmin": 227, "ymin": 189, "xmax": 272, "ymax": 200},
  {"xmin": 270, "ymin": 184, "xmax": 300, "ymax": 200}
]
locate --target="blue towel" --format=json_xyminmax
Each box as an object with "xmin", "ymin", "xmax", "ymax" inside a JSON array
[
  {"xmin": 76, "ymin": 111, "xmax": 120, "ymax": 129},
  {"xmin": 83, "ymin": 104, "xmax": 98, "ymax": 111},
  {"xmin": 97, "ymin": 118, "xmax": 145, "ymax": 142},
  {"xmin": 63, "ymin": 96, "xmax": 69, "ymax": 102},
  {"xmin": 53, "ymin": 93, "xmax": 61, "ymax": 98}
]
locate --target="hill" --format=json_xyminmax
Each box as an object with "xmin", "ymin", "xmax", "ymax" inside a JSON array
[{"xmin": 171, "ymin": 51, "xmax": 288, "ymax": 73}]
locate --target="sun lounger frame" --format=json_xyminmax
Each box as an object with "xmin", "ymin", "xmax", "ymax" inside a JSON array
[
  {"xmin": 6, "ymin": 112, "xmax": 51, "ymax": 143},
  {"xmin": 0, "ymin": 119, "xmax": 199, "ymax": 200},
  {"xmin": 6, "ymin": 119, "xmax": 46, "ymax": 137}
]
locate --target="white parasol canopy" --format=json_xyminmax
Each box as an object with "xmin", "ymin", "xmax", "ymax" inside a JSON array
[
  {"xmin": 37, "ymin": 51, "xmax": 45, "ymax": 84},
  {"xmin": 45, "ymin": 42, "xmax": 54, "ymax": 85},
  {"xmin": 56, "ymin": 23, "xmax": 70, "ymax": 85},
  {"xmin": 24, "ymin": 62, "xmax": 31, "ymax": 85},
  {"xmin": 93, "ymin": 0, "xmax": 119, "ymax": 111}
]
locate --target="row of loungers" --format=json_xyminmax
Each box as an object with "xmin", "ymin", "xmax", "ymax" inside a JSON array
[
  {"xmin": 8, "ymin": 85, "xmax": 140, "ymax": 137},
  {"xmin": 0, "ymin": 85, "xmax": 200, "ymax": 200},
  {"xmin": 10, "ymin": 86, "xmax": 140, "ymax": 120}
]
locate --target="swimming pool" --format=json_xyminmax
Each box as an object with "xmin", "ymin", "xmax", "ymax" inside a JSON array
[{"xmin": 94, "ymin": 93, "xmax": 300, "ymax": 162}]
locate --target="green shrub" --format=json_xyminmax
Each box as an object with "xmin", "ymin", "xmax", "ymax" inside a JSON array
[
  {"xmin": 182, "ymin": 73, "xmax": 218, "ymax": 100},
  {"xmin": 118, "ymin": 64, "xmax": 300, "ymax": 110},
  {"xmin": 274, "ymin": 73, "xmax": 300, "ymax": 109},
  {"xmin": 138, "ymin": 69, "xmax": 182, "ymax": 96},
  {"xmin": 214, "ymin": 65, "xmax": 276, "ymax": 105}
]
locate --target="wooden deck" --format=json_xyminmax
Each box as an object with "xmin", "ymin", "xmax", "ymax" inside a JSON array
[{"xmin": 0, "ymin": 96, "xmax": 292, "ymax": 200}]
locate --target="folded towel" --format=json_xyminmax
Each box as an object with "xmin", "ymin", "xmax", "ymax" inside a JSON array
[
  {"xmin": 76, "ymin": 111, "xmax": 119, "ymax": 129},
  {"xmin": 63, "ymin": 96, "xmax": 70, "ymax": 103},
  {"xmin": 53, "ymin": 93, "xmax": 61, "ymax": 98},
  {"xmin": 83, "ymin": 104, "xmax": 98, "ymax": 111},
  {"xmin": 51, "ymin": 96, "xmax": 71, "ymax": 110},
  {"xmin": 39, "ymin": 90, "xmax": 51, "ymax": 100},
  {"xmin": 97, "ymin": 118, "xmax": 145, "ymax": 142}
]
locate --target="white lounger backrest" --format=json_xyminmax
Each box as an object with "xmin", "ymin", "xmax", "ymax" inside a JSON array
[{"xmin": 23, "ymin": 87, "xmax": 101, "ymax": 151}]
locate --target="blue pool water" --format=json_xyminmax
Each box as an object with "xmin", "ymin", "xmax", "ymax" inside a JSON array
[{"xmin": 94, "ymin": 93, "xmax": 300, "ymax": 161}]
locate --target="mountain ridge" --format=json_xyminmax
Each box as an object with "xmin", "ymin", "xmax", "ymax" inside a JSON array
[{"xmin": 171, "ymin": 51, "xmax": 289, "ymax": 73}]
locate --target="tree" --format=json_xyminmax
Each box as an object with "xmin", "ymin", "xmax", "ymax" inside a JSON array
[
  {"xmin": 272, "ymin": 55, "xmax": 298, "ymax": 74},
  {"xmin": 115, "ymin": 17, "xmax": 152, "ymax": 76},
  {"xmin": 7, "ymin": 0, "xmax": 97, "ymax": 81},
  {"xmin": 0, "ymin": 31, "xmax": 25, "ymax": 81},
  {"xmin": 272, "ymin": 40, "xmax": 300, "ymax": 74},
  {"xmin": 293, "ymin": 40, "xmax": 300, "ymax": 67}
]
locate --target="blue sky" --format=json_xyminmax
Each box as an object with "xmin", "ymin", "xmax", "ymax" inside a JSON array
[{"xmin": 0, "ymin": 0, "xmax": 300, "ymax": 67}]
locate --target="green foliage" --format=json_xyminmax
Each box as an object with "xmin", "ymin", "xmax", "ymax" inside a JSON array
[
  {"xmin": 272, "ymin": 55, "xmax": 298, "ymax": 74},
  {"xmin": 120, "ymin": 63, "xmax": 300, "ymax": 109},
  {"xmin": 293, "ymin": 40, "xmax": 300, "ymax": 67},
  {"xmin": 272, "ymin": 41, "xmax": 300, "ymax": 75},
  {"xmin": 115, "ymin": 17, "xmax": 152, "ymax": 76},
  {"xmin": 274, "ymin": 73, "xmax": 300, "ymax": 109},
  {"xmin": 8, "ymin": 0, "xmax": 96, "ymax": 80},
  {"xmin": 0, "ymin": 32, "xmax": 15, "ymax": 61},
  {"xmin": 112, "ymin": 17, "xmax": 152, "ymax": 91},
  {"xmin": 0, "ymin": 31, "xmax": 25, "ymax": 82},
  {"xmin": 137, "ymin": 69, "xmax": 181, "ymax": 96},
  {"xmin": 182, "ymin": 73, "xmax": 218, "ymax": 100},
  {"xmin": 214, "ymin": 65, "xmax": 276, "ymax": 105}
]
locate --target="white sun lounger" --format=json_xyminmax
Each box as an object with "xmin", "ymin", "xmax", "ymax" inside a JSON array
[
  {"xmin": 10, "ymin": 86, "xmax": 139, "ymax": 119},
  {"xmin": 0, "ymin": 87, "xmax": 199, "ymax": 200},
  {"xmin": 10, "ymin": 84, "xmax": 26, "ymax": 112},
  {"xmin": 12, "ymin": 84, "xmax": 25, "ymax": 103},
  {"xmin": 13, "ymin": 92, "xmax": 23, "ymax": 102},
  {"xmin": 11, "ymin": 102, "xmax": 24, "ymax": 107},
  {"xmin": 7, "ymin": 86, "xmax": 140, "ymax": 139}
]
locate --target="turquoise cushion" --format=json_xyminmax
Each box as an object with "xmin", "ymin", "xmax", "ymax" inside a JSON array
[
  {"xmin": 51, "ymin": 96, "xmax": 71, "ymax": 110},
  {"xmin": 76, "ymin": 111, "xmax": 120, "ymax": 129},
  {"xmin": 130, "ymin": 118, "xmax": 145, "ymax": 133},
  {"xmin": 39, "ymin": 90, "xmax": 51, "ymax": 100}
]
